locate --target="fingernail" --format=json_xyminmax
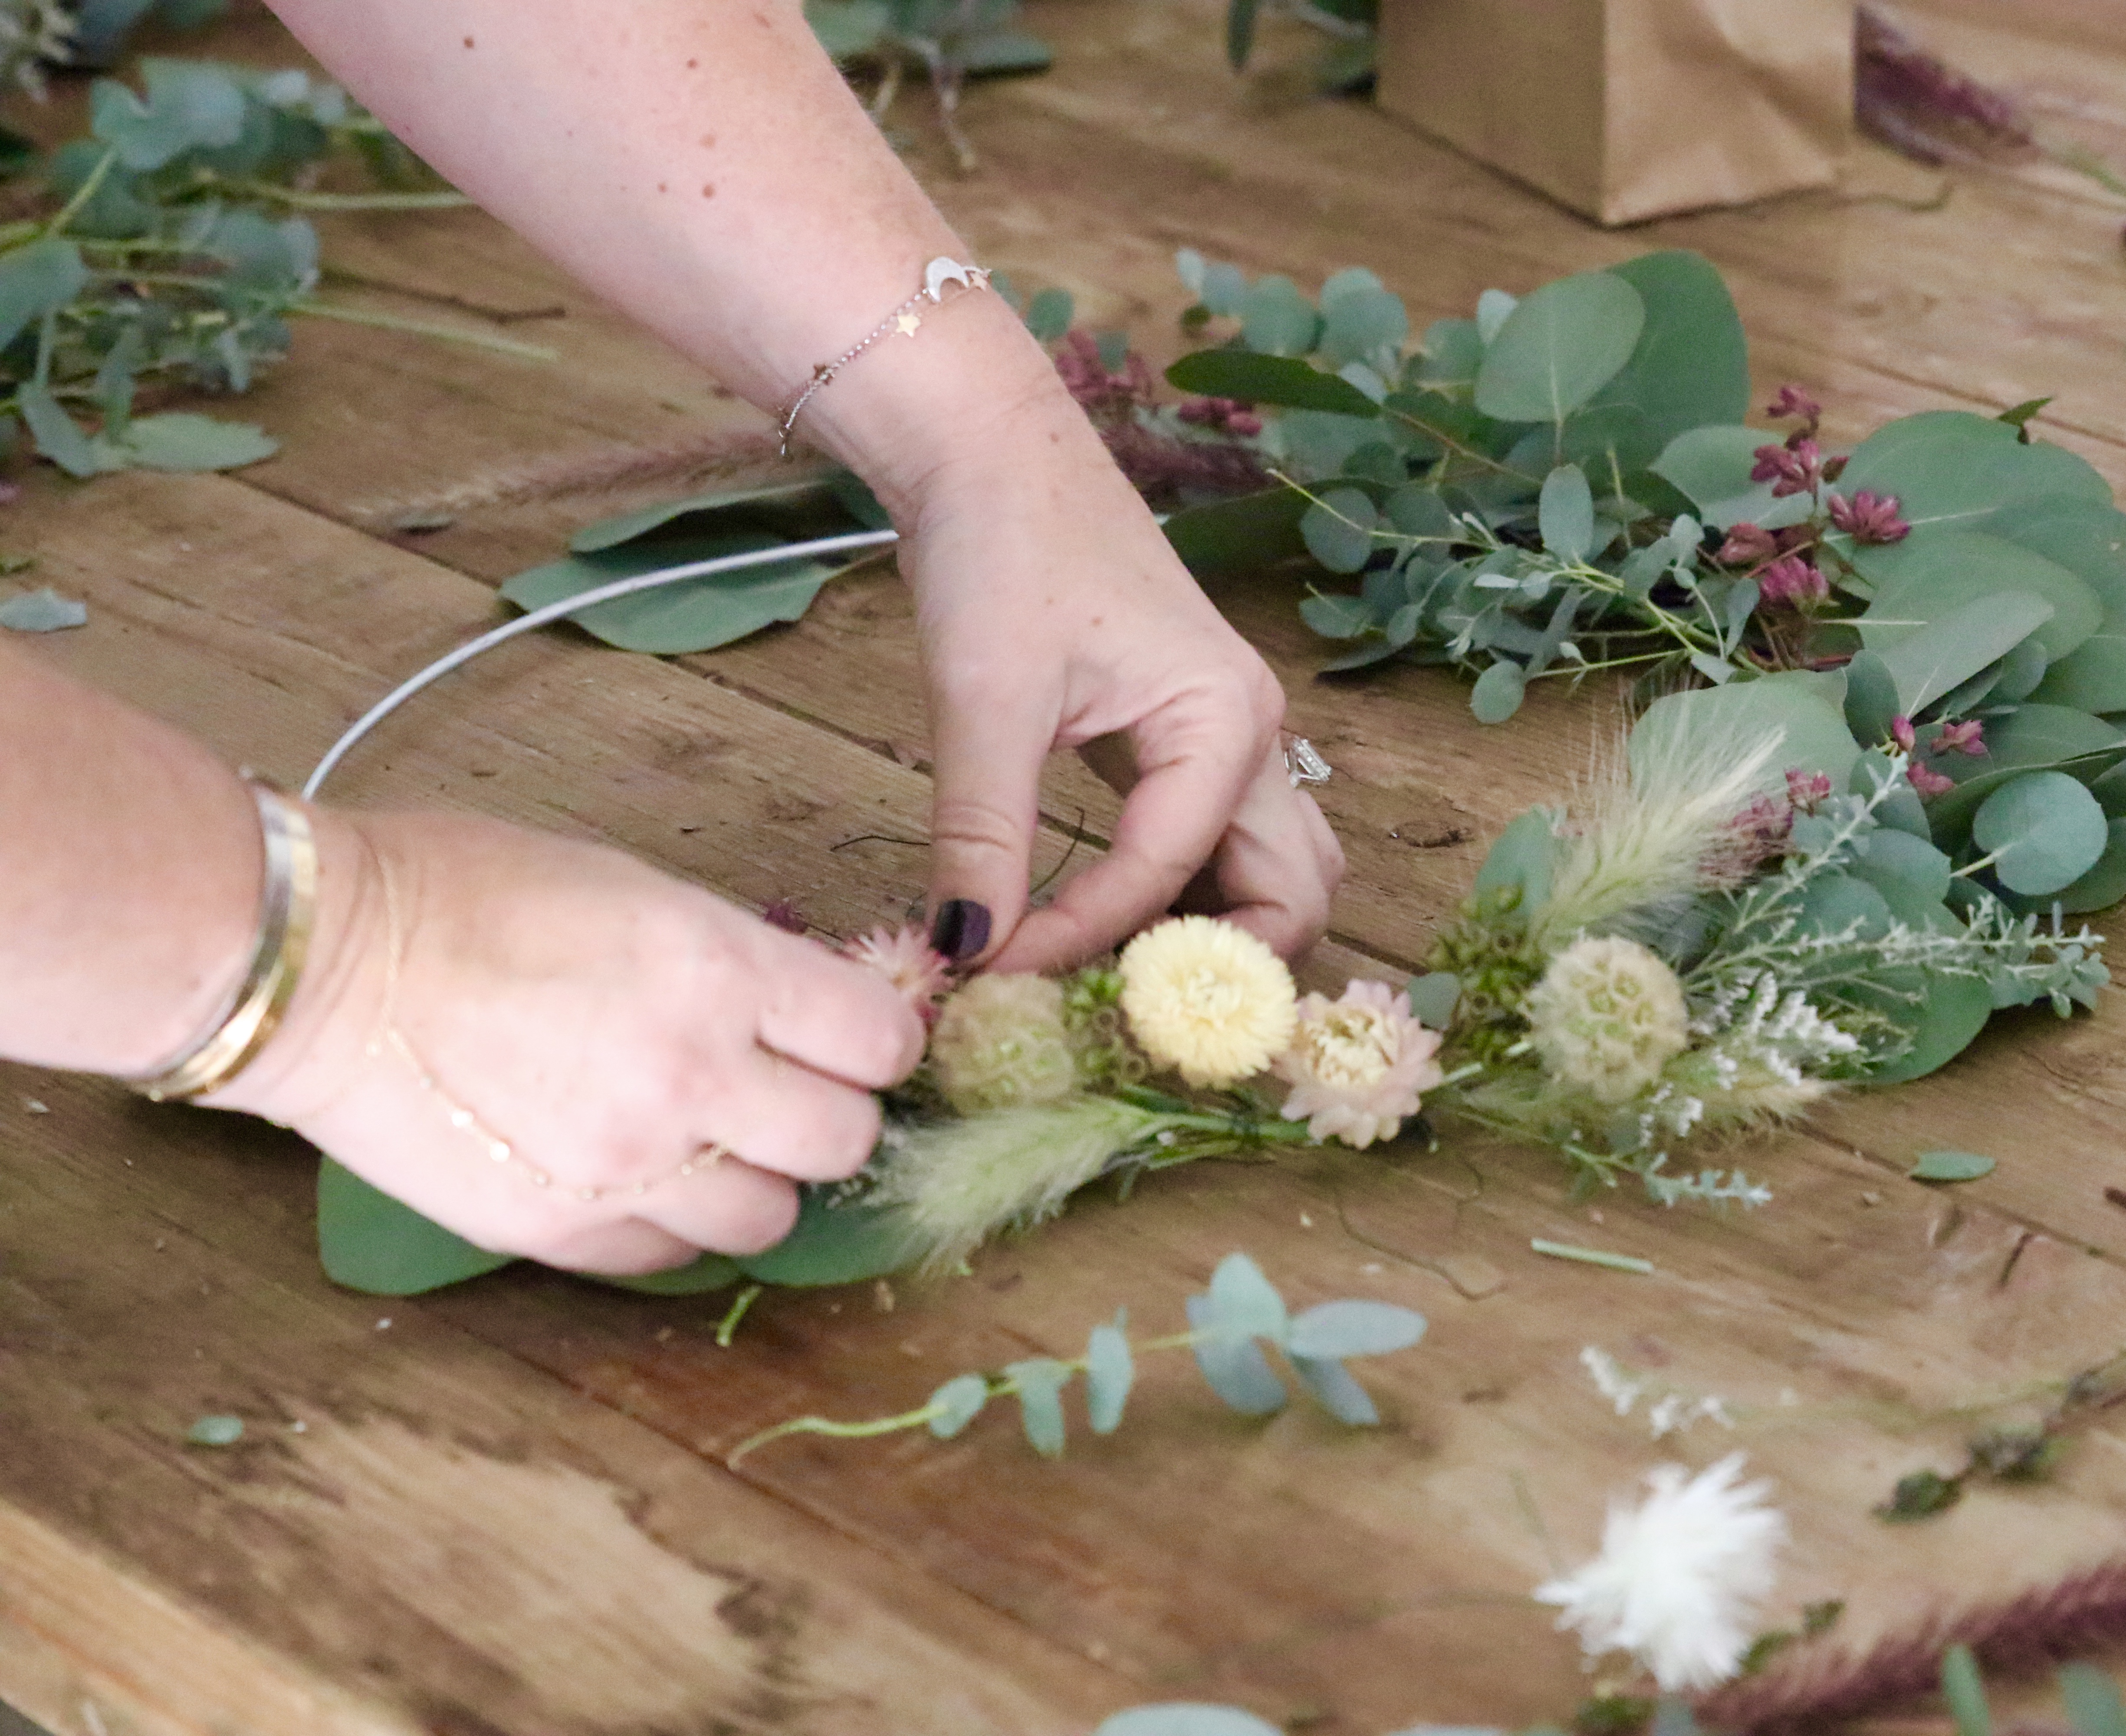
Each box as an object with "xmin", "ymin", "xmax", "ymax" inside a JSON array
[{"xmin": 929, "ymin": 898, "xmax": 991, "ymax": 962}]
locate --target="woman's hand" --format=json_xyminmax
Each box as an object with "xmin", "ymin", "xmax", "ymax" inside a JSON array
[
  {"xmin": 872, "ymin": 353, "xmax": 1345, "ymax": 975},
  {"xmin": 214, "ymin": 808, "xmax": 926, "ymax": 1274}
]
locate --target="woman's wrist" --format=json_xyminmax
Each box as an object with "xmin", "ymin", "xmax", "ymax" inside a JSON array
[{"xmin": 789, "ymin": 279, "xmax": 1107, "ymax": 528}]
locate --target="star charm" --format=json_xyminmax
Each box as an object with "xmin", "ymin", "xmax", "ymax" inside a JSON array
[{"xmin": 894, "ymin": 311, "xmax": 923, "ymax": 337}]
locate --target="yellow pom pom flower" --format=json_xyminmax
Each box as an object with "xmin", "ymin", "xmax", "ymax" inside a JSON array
[
  {"xmin": 1118, "ymin": 916, "xmax": 1297, "ymax": 1088},
  {"xmin": 1524, "ymin": 935, "xmax": 1691, "ymax": 1104}
]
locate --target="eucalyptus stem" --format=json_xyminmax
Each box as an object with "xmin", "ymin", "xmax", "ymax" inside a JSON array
[
  {"xmin": 289, "ymin": 299, "xmax": 559, "ymax": 360},
  {"xmin": 45, "ymin": 147, "xmax": 119, "ymax": 240},
  {"xmin": 194, "ymin": 174, "xmax": 473, "ymax": 212}
]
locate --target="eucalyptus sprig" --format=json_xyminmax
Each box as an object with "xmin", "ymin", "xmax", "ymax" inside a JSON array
[
  {"xmin": 728, "ymin": 1251, "xmax": 1427, "ymax": 1463},
  {"xmin": 0, "ymin": 54, "xmax": 508, "ymax": 477}
]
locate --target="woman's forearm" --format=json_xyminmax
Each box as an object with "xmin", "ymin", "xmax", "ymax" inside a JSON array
[
  {"xmin": 263, "ymin": 0, "xmax": 1070, "ymax": 513},
  {"xmin": 0, "ymin": 638, "xmax": 262, "ymax": 1074}
]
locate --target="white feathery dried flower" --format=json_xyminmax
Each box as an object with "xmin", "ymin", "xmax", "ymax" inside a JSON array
[
  {"xmin": 1118, "ymin": 916, "xmax": 1297, "ymax": 1088},
  {"xmin": 843, "ymin": 922, "xmax": 952, "ymax": 1021},
  {"xmin": 1524, "ymin": 936, "xmax": 1691, "ymax": 1104},
  {"xmin": 1533, "ymin": 1453, "xmax": 1786, "ymax": 1692}
]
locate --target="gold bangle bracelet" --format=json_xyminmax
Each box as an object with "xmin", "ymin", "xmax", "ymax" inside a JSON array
[{"xmin": 128, "ymin": 780, "xmax": 319, "ymax": 1104}]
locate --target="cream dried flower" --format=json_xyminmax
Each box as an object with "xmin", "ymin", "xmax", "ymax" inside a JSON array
[
  {"xmin": 929, "ymin": 973, "xmax": 1079, "ymax": 1113},
  {"xmin": 843, "ymin": 923, "xmax": 952, "ymax": 1022},
  {"xmin": 1524, "ymin": 936, "xmax": 1690, "ymax": 1104},
  {"xmin": 1274, "ymin": 979, "xmax": 1445, "ymax": 1148},
  {"xmin": 1534, "ymin": 1453, "xmax": 1786, "ymax": 1692},
  {"xmin": 1118, "ymin": 916, "xmax": 1297, "ymax": 1088}
]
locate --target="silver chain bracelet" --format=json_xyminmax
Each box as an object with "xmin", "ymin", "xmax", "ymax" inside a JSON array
[{"xmin": 776, "ymin": 256, "xmax": 992, "ymax": 458}]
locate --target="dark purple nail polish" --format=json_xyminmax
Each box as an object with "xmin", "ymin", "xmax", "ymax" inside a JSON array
[{"xmin": 930, "ymin": 898, "xmax": 991, "ymax": 961}]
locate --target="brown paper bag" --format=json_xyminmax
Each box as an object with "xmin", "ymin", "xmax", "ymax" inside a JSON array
[{"xmin": 1375, "ymin": 0, "xmax": 1855, "ymax": 226}]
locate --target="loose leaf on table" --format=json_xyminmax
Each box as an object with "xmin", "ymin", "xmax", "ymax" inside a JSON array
[
  {"xmin": 1285, "ymin": 1299, "xmax": 1429, "ymax": 1359},
  {"xmin": 1909, "ymin": 1150, "xmax": 1996, "ymax": 1183},
  {"xmin": 732, "ymin": 1186, "xmax": 919, "ymax": 1286},
  {"xmin": 109, "ymin": 412, "xmax": 279, "ymax": 471},
  {"xmin": 0, "ymin": 587, "xmax": 87, "ymax": 631},
  {"xmin": 185, "ymin": 1415, "xmax": 245, "ymax": 1447},
  {"xmin": 1084, "ymin": 1316, "xmax": 1134, "ymax": 1434},
  {"xmin": 1200, "ymin": 1250, "xmax": 1288, "ymax": 1341},
  {"xmin": 568, "ymin": 474, "xmax": 879, "ymax": 552},
  {"xmin": 1473, "ymin": 270, "xmax": 1646, "ymax": 425},
  {"xmin": 1005, "ymin": 1358, "xmax": 1073, "ymax": 1458},
  {"xmin": 1972, "ymin": 770, "xmax": 2110, "ymax": 896},
  {"xmin": 499, "ymin": 531, "xmax": 838, "ymax": 655},
  {"xmin": 1288, "ymin": 1354, "xmax": 1380, "ymax": 1426},
  {"xmin": 1468, "ymin": 658, "xmax": 1527, "ymax": 724},
  {"xmin": 1097, "ymin": 1708, "xmax": 1283, "ymax": 1736},
  {"xmin": 1184, "ymin": 1294, "xmax": 1286, "ymax": 1416},
  {"xmin": 926, "ymin": 1373, "xmax": 988, "ymax": 1440}
]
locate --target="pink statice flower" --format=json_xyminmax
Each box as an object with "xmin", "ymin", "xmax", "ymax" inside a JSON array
[
  {"xmin": 844, "ymin": 923, "xmax": 952, "ymax": 1022},
  {"xmin": 1716, "ymin": 523, "xmax": 1778, "ymax": 566},
  {"xmin": 761, "ymin": 898, "xmax": 808, "ymax": 934},
  {"xmin": 1704, "ymin": 792, "xmax": 1794, "ymax": 883},
  {"xmin": 1176, "ymin": 395, "xmax": 1263, "ymax": 437},
  {"xmin": 1750, "ymin": 439, "xmax": 1822, "ymax": 498},
  {"xmin": 1890, "ymin": 715, "xmax": 1918, "ymax": 753},
  {"xmin": 1910, "ymin": 762, "xmax": 1956, "ymax": 797},
  {"xmin": 1935, "ymin": 718, "xmax": 1987, "ymax": 756},
  {"xmin": 1756, "ymin": 555, "xmax": 1827, "ymax": 607},
  {"xmin": 1274, "ymin": 979, "xmax": 1444, "ymax": 1149},
  {"xmin": 1764, "ymin": 385, "xmax": 1823, "ymax": 430},
  {"xmin": 1784, "ymin": 770, "xmax": 1833, "ymax": 812},
  {"xmin": 1827, "ymin": 489, "xmax": 1911, "ymax": 544}
]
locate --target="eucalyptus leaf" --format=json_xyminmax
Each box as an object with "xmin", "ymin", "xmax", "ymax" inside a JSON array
[
  {"xmin": 1632, "ymin": 674, "xmax": 1860, "ymax": 796},
  {"xmin": 1941, "ymin": 1644, "xmax": 1993, "ymax": 1736},
  {"xmin": 185, "ymin": 1414, "xmax": 245, "ymax": 1447},
  {"xmin": 1474, "ymin": 271, "xmax": 1644, "ymax": 425},
  {"xmin": 315, "ymin": 1159, "xmax": 516, "ymax": 1295},
  {"xmin": 1286, "ymin": 1299, "xmax": 1428, "ymax": 1359},
  {"xmin": 1843, "ymin": 649, "xmax": 1901, "ymax": 747},
  {"xmin": 1909, "ymin": 1150, "xmax": 1996, "ymax": 1183},
  {"xmin": 1318, "ymin": 279, "xmax": 1407, "ymax": 370},
  {"xmin": 19, "ymin": 382, "xmax": 108, "ymax": 478},
  {"xmin": 1924, "ymin": 704, "xmax": 2126, "ymax": 836},
  {"xmin": 1850, "ymin": 828, "xmax": 1953, "ymax": 905},
  {"xmin": 1406, "ymin": 971, "xmax": 1461, "ymax": 1028},
  {"xmin": 1972, "ymin": 770, "xmax": 2109, "ymax": 895},
  {"xmin": 1469, "ymin": 658, "xmax": 1526, "ymax": 724},
  {"xmin": 1649, "ymin": 424, "xmax": 1814, "ymax": 533},
  {"xmin": 926, "ymin": 1373, "xmax": 988, "ymax": 1440},
  {"xmin": 1416, "ymin": 318, "xmax": 1482, "ymax": 391},
  {"xmin": 1866, "ymin": 970, "xmax": 1992, "ymax": 1084},
  {"xmin": 603, "ymin": 1253, "xmax": 745, "ymax": 1295},
  {"xmin": 0, "ymin": 237, "xmax": 89, "ymax": 354},
  {"xmin": 1537, "ymin": 464, "xmax": 1594, "ymax": 562},
  {"xmin": 570, "ymin": 477, "xmax": 850, "ymax": 552},
  {"xmin": 1289, "ymin": 1354, "xmax": 1379, "ymax": 1426},
  {"xmin": 1859, "ymin": 532, "xmax": 2101, "ymax": 664},
  {"xmin": 1024, "ymin": 286, "xmax": 1075, "ymax": 343},
  {"xmin": 1096, "ymin": 1708, "xmax": 1283, "ymax": 1736},
  {"xmin": 1185, "ymin": 1295, "xmax": 1286, "ymax": 1415},
  {"xmin": 1299, "ymin": 487, "xmax": 1380, "ymax": 573},
  {"xmin": 1239, "ymin": 274, "xmax": 1322, "ymax": 358},
  {"xmin": 1473, "ymin": 806, "xmax": 1556, "ymax": 916},
  {"xmin": 1202, "ymin": 1251, "xmax": 1287, "ymax": 1341},
  {"xmin": 1163, "ymin": 486, "xmax": 1310, "ymax": 576},
  {"xmin": 735, "ymin": 1187, "xmax": 917, "ymax": 1286},
  {"xmin": 1473, "ymin": 289, "xmax": 1517, "ymax": 345},
  {"xmin": 0, "ymin": 587, "xmax": 87, "ymax": 632},
  {"xmin": 1584, "ymin": 251, "xmax": 1750, "ymax": 457},
  {"xmin": 2047, "ymin": 817, "xmax": 2126, "ymax": 914},
  {"xmin": 1869, "ymin": 592, "xmax": 2056, "ymax": 717},
  {"xmin": 1299, "ymin": 592, "xmax": 1376, "ymax": 639},
  {"xmin": 111, "ymin": 411, "xmax": 278, "ymax": 471},
  {"xmin": 1085, "ymin": 1318, "xmax": 1134, "ymax": 1434},
  {"xmin": 500, "ymin": 532, "xmax": 835, "ymax": 655},
  {"xmin": 2057, "ymin": 1662, "xmax": 2126, "ymax": 1736},
  {"xmin": 1164, "ymin": 348, "xmax": 1378, "ymax": 417},
  {"xmin": 1005, "ymin": 1358, "xmax": 1072, "ymax": 1458}
]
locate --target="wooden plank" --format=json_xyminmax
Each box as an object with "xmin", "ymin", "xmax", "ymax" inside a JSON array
[
  {"xmin": 10, "ymin": 472, "xmax": 2126, "ymax": 1729},
  {"xmin": 0, "ymin": 1076, "xmax": 1122, "ymax": 1736}
]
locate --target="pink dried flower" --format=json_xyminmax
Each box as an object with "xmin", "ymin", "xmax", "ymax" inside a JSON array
[
  {"xmin": 1757, "ymin": 555, "xmax": 1827, "ymax": 607},
  {"xmin": 1857, "ymin": 4, "xmax": 2034, "ymax": 168},
  {"xmin": 1717, "ymin": 523, "xmax": 1779, "ymax": 566},
  {"xmin": 843, "ymin": 923, "xmax": 952, "ymax": 1022},
  {"xmin": 1827, "ymin": 489, "xmax": 1911, "ymax": 545},
  {"xmin": 761, "ymin": 898, "xmax": 808, "ymax": 934},
  {"xmin": 1226, "ymin": 411, "xmax": 1263, "ymax": 437},
  {"xmin": 1935, "ymin": 719, "xmax": 1987, "ymax": 756},
  {"xmin": 1910, "ymin": 762, "xmax": 1956, "ymax": 798},
  {"xmin": 1705, "ymin": 792, "xmax": 1795, "ymax": 882},
  {"xmin": 1053, "ymin": 329, "xmax": 1157, "ymax": 420},
  {"xmin": 1751, "ymin": 439, "xmax": 1822, "ymax": 499},
  {"xmin": 1274, "ymin": 979, "xmax": 1444, "ymax": 1150},
  {"xmin": 1890, "ymin": 715, "xmax": 1918, "ymax": 753},
  {"xmin": 1785, "ymin": 770, "xmax": 1833, "ymax": 812},
  {"xmin": 1764, "ymin": 385, "xmax": 1823, "ymax": 429}
]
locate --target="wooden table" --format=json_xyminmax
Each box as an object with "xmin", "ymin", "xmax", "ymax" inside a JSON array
[{"xmin": 6, "ymin": 3, "xmax": 2126, "ymax": 1730}]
